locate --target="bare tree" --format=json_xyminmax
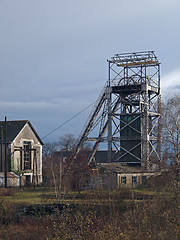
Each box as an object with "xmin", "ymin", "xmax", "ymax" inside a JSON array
[
  {"xmin": 162, "ymin": 95, "xmax": 180, "ymax": 165},
  {"xmin": 43, "ymin": 141, "xmax": 58, "ymax": 159},
  {"xmin": 59, "ymin": 134, "xmax": 76, "ymax": 152},
  {"xmin": 162, "ymin": 95, "xmax": 180, "ymax": 187},
  {"xmin": 81, "ymin": 141, "xmax": 92, "ymax": 151},
  {"xmin": 69, "ymin": 154, "xmax": 90, "ymax": 192}
]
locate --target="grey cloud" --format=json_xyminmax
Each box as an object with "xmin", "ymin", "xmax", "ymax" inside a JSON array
[
  {"xmin": 172, "ymin": 85, "xmax": 180, "ymax": 89},
  {"xmin": 1, "ymin": 0, "xmax": 180, "ymax": 142}
]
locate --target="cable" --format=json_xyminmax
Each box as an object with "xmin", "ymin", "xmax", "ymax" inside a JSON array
[{"xmin": 42, "ymin": 101, "xmax": 95, "ymax": 140}]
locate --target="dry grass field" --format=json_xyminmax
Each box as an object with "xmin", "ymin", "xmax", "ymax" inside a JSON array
[{"xmin": 0, "ymin": 183, "xmax": 180, "ymax": 240}]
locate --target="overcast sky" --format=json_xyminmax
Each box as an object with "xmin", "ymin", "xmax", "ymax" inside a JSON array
[{"xmin": 0, "ymin": 0, "xmax": 180, "ymax": 142}]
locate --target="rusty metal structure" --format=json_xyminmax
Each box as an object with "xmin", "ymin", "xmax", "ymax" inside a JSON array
[{"xmin": 75, "ymin": 51, "xmax": 162, "ymax": 169}]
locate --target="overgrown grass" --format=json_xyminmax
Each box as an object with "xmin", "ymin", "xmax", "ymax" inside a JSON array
[
  {"xmin": 0, "ymin": 187, "xmax": 56, "ymax": 205},
  {"xmin": 0, "ymin": 187, "xmax": 134, "ymax": 205},
  {"xmin": 0, "ymin": 188, "xmax": 179, "ymax": 240},
  {"xmin": 0, "ymin": 184, "xmax": 180, "ymax": 239}
]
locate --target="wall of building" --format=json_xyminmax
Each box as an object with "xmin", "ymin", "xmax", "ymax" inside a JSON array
[
  {"xmin": 11, "ymin": 124, "xmax": 42, "ymax": 184},
  {"xmin": 0, "ymin": 172, "xmax": 20, "ymax": 187},
  {"xmin": 117, "ymin": 172, "xmax": 160, "ymax": 188},
  {"xmin": 90, "ymin": 170, "xmax": 118, "ymax": 190},
  {"xmin": 10, "ymin": 123, "xmax": 42, "ymax": 185}
]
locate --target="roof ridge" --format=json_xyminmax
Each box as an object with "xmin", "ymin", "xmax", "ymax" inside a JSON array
[{"xmin": 0, "ymin": 120, "xmax": 28, "ymax": 123}]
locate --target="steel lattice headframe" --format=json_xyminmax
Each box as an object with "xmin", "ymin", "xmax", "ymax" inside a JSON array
[{"xmin": 75, "ymin": 51, "xmax": 162, "ymax": 170}]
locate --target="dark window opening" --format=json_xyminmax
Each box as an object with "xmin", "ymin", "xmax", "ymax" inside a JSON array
[
  {"xmin": 132, "ymin": 176, "xmax": 137, "ymax": 184},
  {"xmin": 24, "ymin": 141, "xmax": 31, "ymax": 170},
  {"xmin": 121, "ymin": 176, "xmax": 126, "ymax": 184},
  {"xmin": 142, "ymin": 175, "xmax": 147, "ymax": 183}
]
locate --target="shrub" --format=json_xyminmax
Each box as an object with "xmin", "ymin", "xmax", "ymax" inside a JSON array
[{"xmin": 0, "ymin": 187, "xmax": 18, "ymax": 196}]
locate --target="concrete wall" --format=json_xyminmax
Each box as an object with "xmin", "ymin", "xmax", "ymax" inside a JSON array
[
  {"xmin": 117, "ymin": 172, "xmax": 160, "ymax": 188},
  {"xmin": 90, "ymin": 170, "xmax": 161, "ymax": 190}
]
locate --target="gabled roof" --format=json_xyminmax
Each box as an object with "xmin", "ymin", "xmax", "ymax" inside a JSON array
[{"xmin": 0, "ymin": 120, "xmax": 43, "ymax": 145}]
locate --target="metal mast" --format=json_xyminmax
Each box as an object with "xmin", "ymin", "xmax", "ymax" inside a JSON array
[{"xmin": 75, "ymin": 51, "xmax": 162, "ymax": 170}]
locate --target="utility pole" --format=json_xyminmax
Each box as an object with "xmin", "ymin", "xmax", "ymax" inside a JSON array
[
  {"xmin": 0, "ymin": 126, "xmax": 3, "ymax": 172},
  {"xmin": 4, "ymin": 116, "xmax": 7, "ymax": 188},
  {"xmin": 30, "ymin": 148, "xmax": 37, "ymax": 189}
]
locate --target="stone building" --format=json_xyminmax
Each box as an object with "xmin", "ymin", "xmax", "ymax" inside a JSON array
[{"xmin": 0, "ymin": 120, "xmax": 43, "ymax": 186}]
